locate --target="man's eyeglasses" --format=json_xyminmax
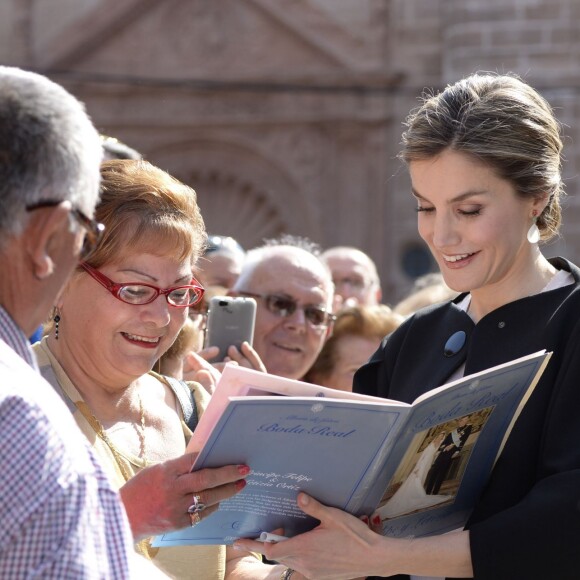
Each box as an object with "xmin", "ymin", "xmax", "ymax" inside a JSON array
[
  {"xmin": 80, "ymin": 262, "xmax": 205, "ymax": 308},
  {"xmin": 26, "ymin": 200, "xmax": 105, "ymax": 261},
  {"xmin": 238, "ymin": 291, "xmax": 335, "ymax": 328}
]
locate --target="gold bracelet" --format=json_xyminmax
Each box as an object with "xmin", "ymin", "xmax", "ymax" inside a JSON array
[{"xmin": 280, "ymin": 568, "xmax": 295, "ymax": 580}]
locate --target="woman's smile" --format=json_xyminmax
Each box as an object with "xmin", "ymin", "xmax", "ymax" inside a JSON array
[{"xmin": 121, "ymin": 332, "xmax": 162, "ymax": 348}]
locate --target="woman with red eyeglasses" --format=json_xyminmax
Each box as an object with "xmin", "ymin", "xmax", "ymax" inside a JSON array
[{"xmin": 32, "ymin": 160, "xmax": 283, "ymax": 579}]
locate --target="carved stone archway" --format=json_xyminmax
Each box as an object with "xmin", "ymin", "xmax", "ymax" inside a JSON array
[
  {"xmin": 182, "ymin": 168, "xmax": 287, "ymax": 248},
  {"xmin": 149, "ymin": 137, "xmax": 318, "ymax": 251}
]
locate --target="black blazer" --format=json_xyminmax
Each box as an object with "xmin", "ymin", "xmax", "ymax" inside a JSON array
[{"xmin": 354, "ymin": 257, "xmax": 580, "ymax": 580}]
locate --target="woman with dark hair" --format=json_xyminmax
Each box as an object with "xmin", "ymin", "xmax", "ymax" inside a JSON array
[{"xmin": 236, "ymin": 73, "xmax": 580, "ymax": 579}]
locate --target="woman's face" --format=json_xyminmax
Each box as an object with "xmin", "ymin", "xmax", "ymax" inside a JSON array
[
  {"xmin": 59, "ymin": 251, "xmax": 192, "ymax": 386},
  {"xmin": 409, "ymin": 149, "xmax": 544, "ymax": 297}
]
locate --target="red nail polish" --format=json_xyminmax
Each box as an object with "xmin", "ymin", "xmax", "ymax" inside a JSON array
[
  {"xmin": 235, "ymin": 479, "xmax": 247, "ymax": 491},
  {"xmin": 361, "ymin": 515, "xmax": 369, "ymax": 524},
  {"xmin": 372, "ymin": 515, "xmax": 381, "ymax": 526},
  {"xmin": 238, "ymin": 465, "xmax": 250, "ymax": 476}
]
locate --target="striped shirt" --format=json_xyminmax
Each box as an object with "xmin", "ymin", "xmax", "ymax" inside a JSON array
[{"xmin": 0, "ymin": 305, "xmax": 137, "ymax": 578}]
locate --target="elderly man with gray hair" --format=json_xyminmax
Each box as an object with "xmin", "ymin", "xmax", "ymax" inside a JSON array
[
  {"xmin": 230, "ymin": 236, "xmax": 335, "ymax": 381},
  {"xmin": 0, "ymin": 66, "xmax": 163, "ymax": 578}
]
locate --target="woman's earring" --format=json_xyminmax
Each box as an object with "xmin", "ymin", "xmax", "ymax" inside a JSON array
[
  {"xmin": 527, "ymin": 212, "xmax": 540, "ymax": 244},
  {"xmin": 53, "ymin": 311, "xmax": 61, "ymax": 340}
]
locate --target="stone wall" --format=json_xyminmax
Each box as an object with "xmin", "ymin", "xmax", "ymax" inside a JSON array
[{"xmin": 1, "ymin": 0, "xmax": 579, "ymax": 303}]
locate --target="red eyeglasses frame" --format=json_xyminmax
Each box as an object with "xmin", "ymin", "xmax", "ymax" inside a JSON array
[{"xmin": 80, "ymin": 262, "xmax": 205, "ymax": 308}]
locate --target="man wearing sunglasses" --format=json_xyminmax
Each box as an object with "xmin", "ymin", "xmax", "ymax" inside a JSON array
[
  {"xmin": 231, "ymin": 239, "xmax": 335, "ymax": 380},
  {"xmin": 0, "ymin": 67, "xmax": 160, "ymax": 577}
]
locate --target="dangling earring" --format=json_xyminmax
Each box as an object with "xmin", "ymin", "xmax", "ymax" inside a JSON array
[
  {"xmin": 527, "ymin": 211, "xmax": 540, "ymax": 244},
  {"xmin": 53, "ymin": 310, "xmax": 61, "ymax": 340}
]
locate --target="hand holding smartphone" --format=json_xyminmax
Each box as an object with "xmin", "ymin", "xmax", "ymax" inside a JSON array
[{"xmin": 204, "ymin": 296, "xmax": 257, "ymax": 363}]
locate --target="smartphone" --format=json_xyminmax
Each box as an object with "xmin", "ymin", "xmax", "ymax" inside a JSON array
[{"xmin": 204, "ymin": 296, "xmax": 257, "ymax": 362}]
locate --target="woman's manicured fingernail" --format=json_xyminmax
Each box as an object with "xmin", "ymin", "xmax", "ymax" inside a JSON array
[
  {"xmin": 238, "ymin": 465, "xmax": 250, "ymax": 476},
  {"xmin": 236, "ymin": 479, "xmax": 247, "ymax": 491}
]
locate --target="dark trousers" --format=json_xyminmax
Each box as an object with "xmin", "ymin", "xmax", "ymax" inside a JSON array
[{"xmin": 424, "ymin": 452, "xmax": 453, "ymax": 495}]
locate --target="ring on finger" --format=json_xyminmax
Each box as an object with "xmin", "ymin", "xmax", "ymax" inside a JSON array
[
  {"xmin": 189, "ymin": 510, "xmax": 202, "ymax": 527},
  {"xmin": 188, "ymin": 494, "xmax": 207, "ymax": 514}
]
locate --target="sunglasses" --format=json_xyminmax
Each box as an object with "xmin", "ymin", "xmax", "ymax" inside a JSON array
[
  {"xmin": 26, "ymin": 200, "xmax": 105, "ymax": 261},
  {"xmin": 80, "ymin": 262, "xmax": 205, "ymax": 308},
  {"xmin": 238, "ymin": 291, "xmax": 335, "ymax": 328}
]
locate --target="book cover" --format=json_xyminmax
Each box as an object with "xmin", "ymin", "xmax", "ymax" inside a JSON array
[{"xmin": 153, "ymin": 350, "xmax": 550, "ymax": 547}]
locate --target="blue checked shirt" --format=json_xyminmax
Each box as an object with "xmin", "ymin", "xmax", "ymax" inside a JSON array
[{"xmin": 0, "ymin": 306, "xmax": 136, "ymax": 578}]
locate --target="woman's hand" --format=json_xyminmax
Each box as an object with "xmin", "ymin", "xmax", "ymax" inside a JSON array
[
  {"xmin": 233, "ymin": 493, "xmax": 391, "ymax": 579},
  {"xmin": 120, "ymin": 451, "xmax": 249, "ymax": 540},
  {"xmin": 234, "ymin": 493, "xmax": 474, "ymax": 579}
]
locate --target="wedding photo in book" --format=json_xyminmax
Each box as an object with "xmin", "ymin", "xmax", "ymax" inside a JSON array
[
  {"xmin": 153, "ymin": 349, "xmax": 550, "ymax": 549},
  {"xmin": 376, "ymin": 408, "xmax": 493, "ymax": 521}
]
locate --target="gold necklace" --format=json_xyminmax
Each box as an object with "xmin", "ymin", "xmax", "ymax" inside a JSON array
[
  {"xmin": 53, "ymin": 369, "xmax": 157, "ymax": 560},
  {"xmin": 76, "ymin": 397, "xmax": 158, "ymax": 560},
  {"xmin": 137, "ymin": 393, "xmax": 147, "ymax": 462},
  {"xmin": 76, "ymin": 394, "xmax": 148, "ymax": 482}
]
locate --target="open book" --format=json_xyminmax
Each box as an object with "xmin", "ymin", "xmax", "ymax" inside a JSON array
[{"xmin": 153, "ymin": 350, "xmax": 551, "ymax": 547}]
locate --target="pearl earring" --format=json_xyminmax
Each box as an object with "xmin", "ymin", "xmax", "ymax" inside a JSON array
[{"xmin": 527, "ymin": 211, "xmax": 540, "ymax": 244}]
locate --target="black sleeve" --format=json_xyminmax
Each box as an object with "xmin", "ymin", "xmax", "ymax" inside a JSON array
[{"xmin": 469, "ymin": 329, "xmax": 580, "ymax": 580}]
